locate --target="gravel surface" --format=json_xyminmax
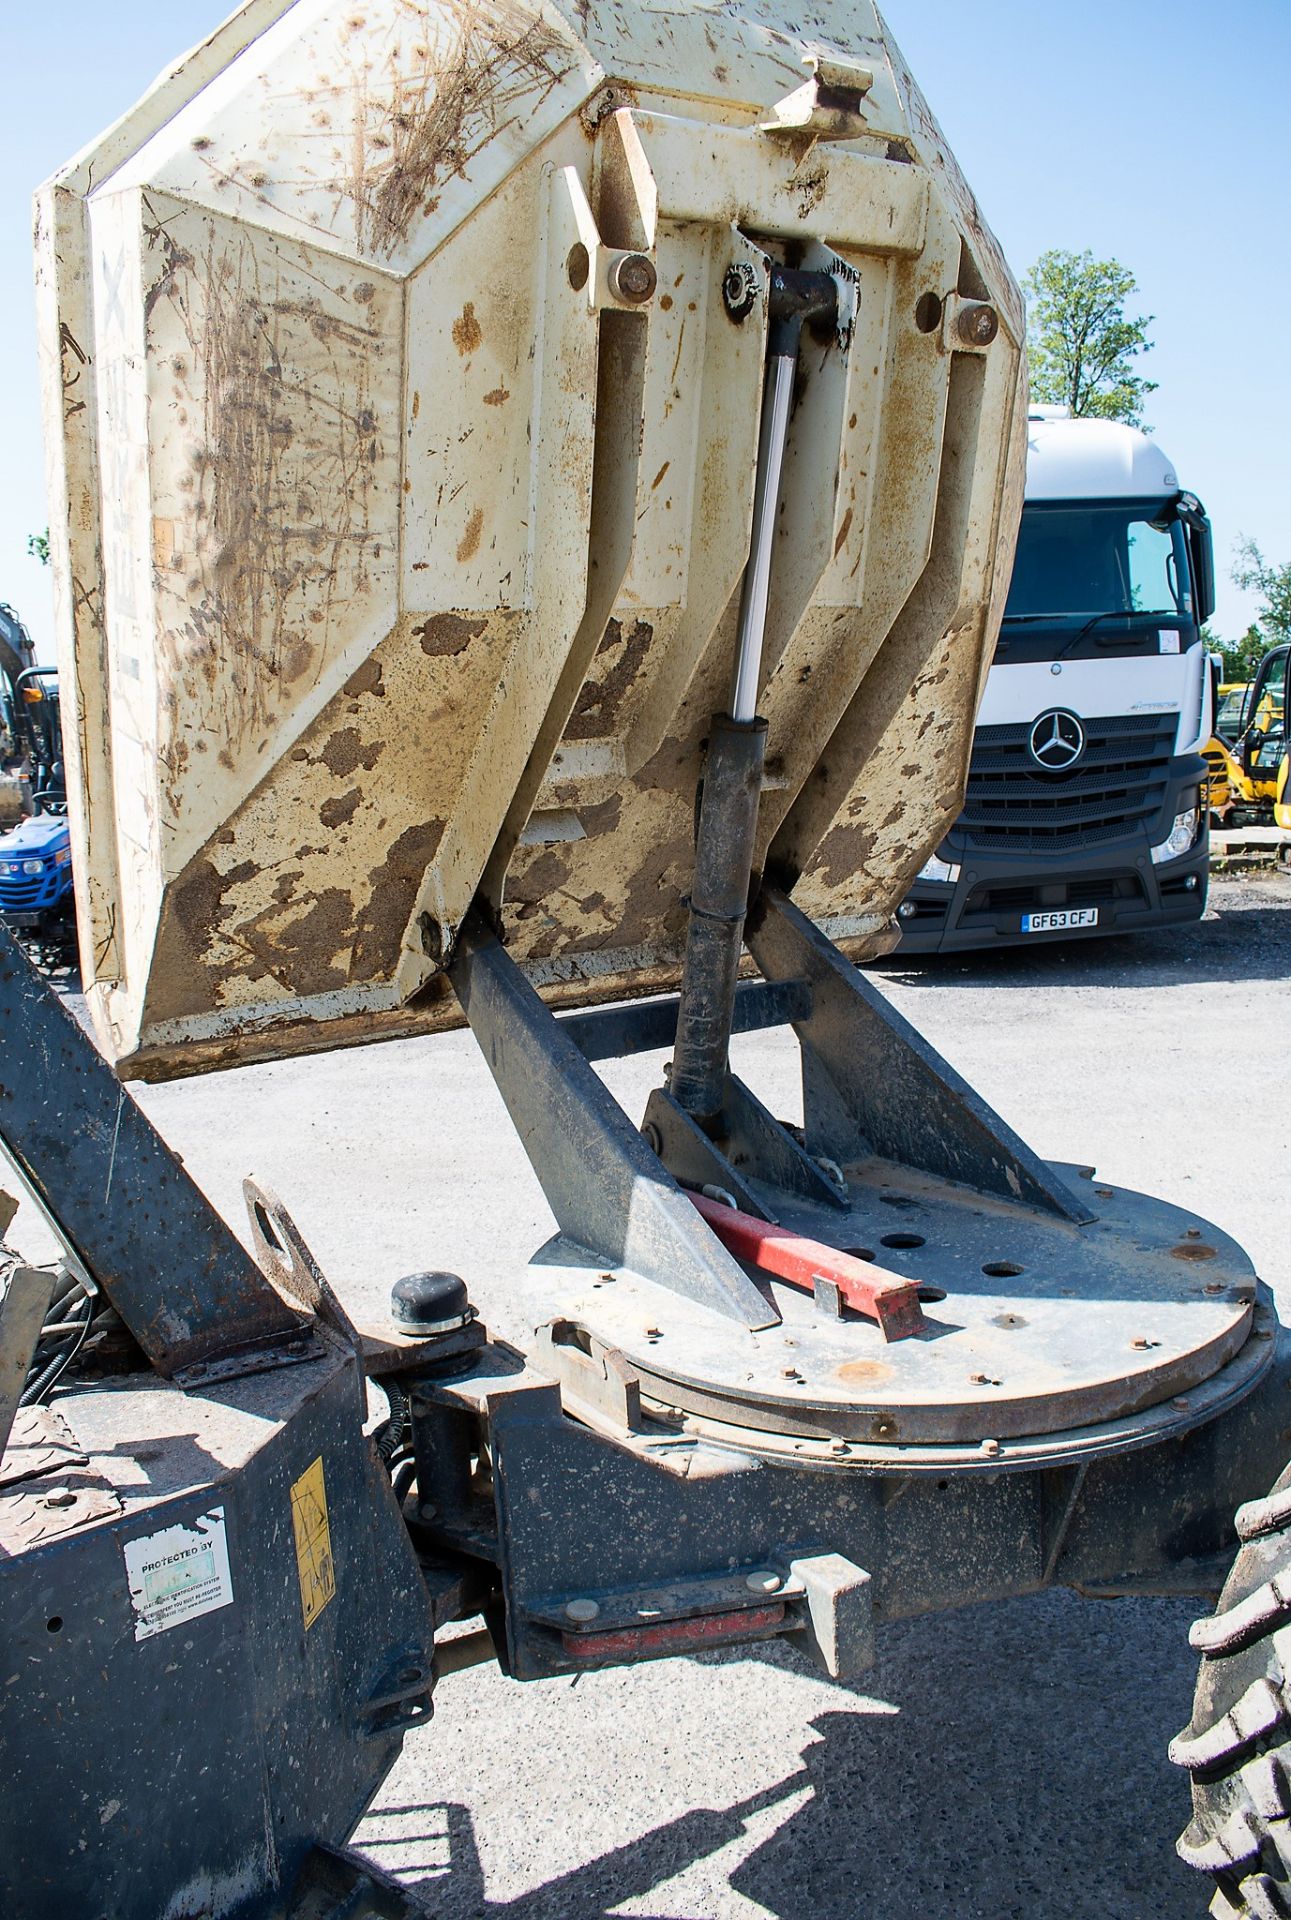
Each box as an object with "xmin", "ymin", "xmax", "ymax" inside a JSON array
[{"xmin": 8, "ymin": 869, "xmax": 1288, "ymax": 1918}]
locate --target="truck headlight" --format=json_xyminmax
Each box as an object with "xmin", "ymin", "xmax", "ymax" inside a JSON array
[
  {"xmin": 1150, "ymin": 808, "xmax": 1200, "ymax": 864},
  {"xmin": 20, "ymin": 859, "xmax": 45, "ymax": 875},
  {"xmin": 917, "ymin": 855, "xmax": 961, "ymax": 885}
]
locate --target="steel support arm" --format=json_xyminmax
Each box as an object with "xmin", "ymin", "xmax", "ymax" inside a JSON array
[{"xmin": 0, "ymin": 923, "xmax": 310, "ymax": 1377}]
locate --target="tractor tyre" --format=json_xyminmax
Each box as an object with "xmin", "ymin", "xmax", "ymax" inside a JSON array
[{"xmin": 1172, "ymin": 1464, "xmax": 1291, "ymax": 1916}]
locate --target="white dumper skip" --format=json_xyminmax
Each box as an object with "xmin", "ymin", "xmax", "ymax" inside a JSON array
[{"xmin": 35, "ymin": 0, "xmax": 1026, "ymax": 1077}]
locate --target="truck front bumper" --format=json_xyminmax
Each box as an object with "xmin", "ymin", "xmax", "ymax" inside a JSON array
[{"xmin": 895, "ymin": 834, "xmax": 1209, "ymax": 954}]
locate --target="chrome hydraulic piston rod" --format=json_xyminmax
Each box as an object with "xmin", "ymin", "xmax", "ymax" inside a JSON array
[{"xmin": 668, "ymin": 268, "xmax": 839, "ymax": 1126}]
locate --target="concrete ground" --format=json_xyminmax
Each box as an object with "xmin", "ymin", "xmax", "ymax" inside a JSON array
[{"xmin": 11, "ymin": 867, "xmax": 1290, "ymax": 1918}]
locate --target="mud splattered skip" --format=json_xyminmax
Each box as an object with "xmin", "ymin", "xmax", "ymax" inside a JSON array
[
  {"xmin": 565, "ymin": 618, "xmax": 653, "ymax": 740},
  {"xmin": 163, "ymin": 814, "xmax": 447, "ymax": 1007},
  {"xmin": 415, "ymin": 613, "xmax": 487, "ymax": 656},
  {"xmin": 452, "ymin": 302, "xmax": 483, "ymax": 355},
  {"xmin": 149, "ymin": 212, "xmax": 388, "ymax": 759},
  {"xmin": 349, "ymin": 0, "xmax": 578, "ymax": 257}
]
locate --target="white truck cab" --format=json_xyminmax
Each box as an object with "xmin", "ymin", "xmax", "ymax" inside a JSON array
[{"xmin": 898, "ymin": 407, "xmax": 1215, "ymax": 950}]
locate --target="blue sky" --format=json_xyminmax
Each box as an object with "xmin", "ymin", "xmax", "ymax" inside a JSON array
[{"xmin": 0, "ymin": 0, "xmax": 1286, "ymax": 659}]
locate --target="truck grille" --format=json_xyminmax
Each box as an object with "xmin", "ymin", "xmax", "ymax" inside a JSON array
[
  {"xmin": 965, "ymin": 874, "xmax": 1146, "ymax": 916},
  {"xmin": 949, "ymin": 713, "xmax": 1178, "ymax": 853}
]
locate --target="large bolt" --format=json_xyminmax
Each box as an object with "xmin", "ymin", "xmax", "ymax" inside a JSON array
[
  {"xmin": 722, "ymin": 262, "xmax": 758, "ymax": 321},
  {"xmin": 609, "ymin": 252, "xmax": 657, "ymax": 305},
  {"xmin": 956, "ymin": 302, "xmax": 999, "ymax": 348}
]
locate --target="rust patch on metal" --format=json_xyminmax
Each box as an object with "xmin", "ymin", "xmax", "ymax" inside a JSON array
[
  {"xmin": 835, "ymin": 1359, "xmax": 894, "ymax": 1387},
  {"xmin": 351, "ymin": 819, "xmax": 446, "ymax": 977},
  {"xmin": 833, "ymin": 506, "xmax": 854, "ymax": 559},
  {"xmin": 811, "ymin": 820, "xmax": 878, "ymax": 889},
  {"xmin": 415, "ymin": 612, "xmax": 486, "ymax": 656},
  {"xmin": 320, "ymin": 728, "xmax": 385, "ymax": 778},
  {"xmin": 173, "ymin": 858, "xmax": 258, "ymax": 951},
  {"xmin": 452, "ymin": 302, "xmax": 483, "ymax": 355},
  {"xmin": 1170, "ymin": 1243, "xmax": 1218, "ymax": 1262},
  {"xmin": 250, "ymin": 887, "xmax": 356, "ymax": 997},
  {"xmin": 144, "ymin": 856, "xmax": 260, "ymax": 1020},
  {"xmin": 343, "ymin": 657, "xmax": 385, "ymax": 698},
  {"xmin": 506, "ymin": 849, "xmax": 574, "ymax": 911},
  {"xmin": 482, "ymin": 385, "xmax": 510, "ymax": 406},
  {"xmin": 456, "ymin": 507, "xmax": 485, "ymax": 562},
  {"xmin": 566, "ymin": 618, "xmax": 653, "ymax": 740},
  {"xmin": 576, "ymin": 796, "xmax": 622, "ymax": 839},
  {"xmin": 603, "ymin": 828, "xmax": 691, "ymax": 952},
  {"xmin": 319, "ymin": 789, "xmax": 362, "ymax": 829},
  {"xmin": 280, "ymin": 638, "xmax": 315, "ymax": 683}
]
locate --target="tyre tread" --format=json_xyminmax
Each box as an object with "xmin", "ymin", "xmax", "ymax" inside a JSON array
[{"xmin": 1178, "ymin": 1467, "xmax": 1291, "ymax": 1916}]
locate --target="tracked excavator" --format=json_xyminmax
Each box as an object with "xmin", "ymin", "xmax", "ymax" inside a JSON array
[{"xmin": 3, "ymin": 3, "xmax": 1289, "ymax": 1914}]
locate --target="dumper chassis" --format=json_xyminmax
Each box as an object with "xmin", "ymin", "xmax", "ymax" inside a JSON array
[{"xmin": 5, "ymin": 2, "xmax": 1288, "ymax": 1914}]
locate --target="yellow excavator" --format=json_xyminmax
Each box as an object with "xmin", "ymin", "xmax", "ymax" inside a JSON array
[
  {"xmin": 1237, "ymin": 644, "xmax": 1287, "ymax": 826},
  {"xmin": 1249, "ymin": 644, "xmax": 1291, "ymax": 835},
  {"xmin": 1206, "ymin": 652, "xmax": 1286, "ymax": 829},
  {"xmin": 1202, "ymin": 678, "xmax": 1243, "ymax": 826}
]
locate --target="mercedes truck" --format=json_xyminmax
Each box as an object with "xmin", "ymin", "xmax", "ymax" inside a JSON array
[{"xmin": 896, "ymin": 406, "xmax": 1215, "ymax": 951}]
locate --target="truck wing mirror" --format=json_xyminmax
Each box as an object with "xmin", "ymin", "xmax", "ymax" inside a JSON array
[{"xmin": 1177, "ymin": 494, "xmax": 1215, "ymax": 625}]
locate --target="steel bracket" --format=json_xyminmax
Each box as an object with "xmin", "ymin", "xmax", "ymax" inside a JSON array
[
  {"xmin": 747, "ymin": 887, "xmax": 1094, "ymax": 1221},
  {"xmin": 0, "ymin": 922, "xmax": 314, "ymax": 1375},
  {"xmin": 534, "ymin": 1320, "xmax": 646, "ymax": 1432},
  {"xmin": 449, "ymin": 910, "xmax": 777, "ymax": 1329},
  {"xmin": 786, "ymin": 1552, "xmax": 874, "ymax": 1679},
  {"xmin": 644, "ymin": 1073, "xmax": 847, "ymax": 1219}
]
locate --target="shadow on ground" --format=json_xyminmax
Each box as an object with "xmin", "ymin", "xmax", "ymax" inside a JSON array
[
  {"xmin": 871, "ymin": 873, "xmax": 1291, "ymax": 994},
  {"xmin": 361, "ymin": 1592, "xmax": 1201, "ymax": 1920}
]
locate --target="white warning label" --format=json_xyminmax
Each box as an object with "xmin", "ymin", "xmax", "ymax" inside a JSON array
[{"xmin": 123, "ymin": 1508, "xmax": 234, "ymax": 1641}]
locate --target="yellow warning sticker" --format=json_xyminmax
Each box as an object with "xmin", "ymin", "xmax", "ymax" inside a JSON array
[{"xmin": 290, "ymin": 1456, "xmax": 335, "ymax": 1630}]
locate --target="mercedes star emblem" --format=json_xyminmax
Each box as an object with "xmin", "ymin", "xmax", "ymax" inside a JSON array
[{"xmin": 1029, "ymin": 708, "xmax": 1085, "ymax": 770}]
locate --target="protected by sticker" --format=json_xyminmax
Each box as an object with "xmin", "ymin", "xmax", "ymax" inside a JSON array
[
  {"xmin": 123, "ymin": 1508, "xmax": 234, "ymax": 1641},
  {"xmin": 290, "ymin": 1456, "xmax": 335, "ymax": 1630}
]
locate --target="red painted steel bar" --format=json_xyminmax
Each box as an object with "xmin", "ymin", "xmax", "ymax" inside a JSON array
[
  {"xmin": 688, "ymin": 1192, "xmax": 927, "ymax": 1341},
  {"xmin": 562, "ymin": 1602, "xmax": 786, "ymax": 1662}
]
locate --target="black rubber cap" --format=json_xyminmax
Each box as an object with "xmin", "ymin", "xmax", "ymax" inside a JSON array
[{"xmin": 391, "ymin": 1269, "xmax": 469, "ymax": 1333}]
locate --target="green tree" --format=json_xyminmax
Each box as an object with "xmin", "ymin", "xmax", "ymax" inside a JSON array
[
  {"xmin": 27, "ymin": 529, "xmax": 49, "ymax": 566},
  {"xmin": 1207, "ymin": 621, "xmax": 1270, "ymax": 685},
  {"xmin": 1232, "ymin": 537, "xmax": 1291, "ymax": 648},
  {"xmin": 1025, "ymin": 250, "xmax": 1157, "ymax": 426}
]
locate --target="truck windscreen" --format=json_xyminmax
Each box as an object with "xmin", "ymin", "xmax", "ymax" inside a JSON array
[{"xmin": 1003, "ymin": 499, "xmax": 1190, "ymax": 622}]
